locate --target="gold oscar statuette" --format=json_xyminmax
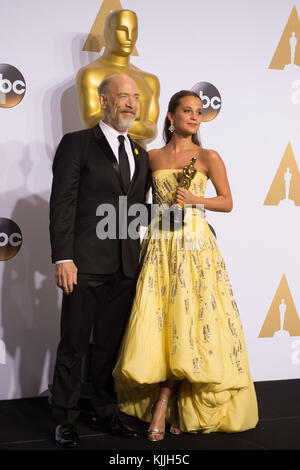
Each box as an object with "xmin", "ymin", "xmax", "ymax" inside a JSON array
[
  {"xmin": 159, "ymin": 158, "xmax": 198, "ymax": 231},
  {"xmin": 76, "ymin": 9, "xmax": 160, "ymax": 147},
  {"xmin": 170, "ymin": 157, "xmax": 199, "ymax": 228},
  {"xmin": 175, "ymin": 158, "xmax": 197, "ymax": 209}
]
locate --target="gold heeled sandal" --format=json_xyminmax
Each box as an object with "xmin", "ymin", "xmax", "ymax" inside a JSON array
[
  {"xmin": 145, "ymin": 398, "xmax": 167, "ymax": 442},
  {"xmin": 170, "ymin": 424, "xmax": 182, "ymax": 435},
  {"xmin": 170, "ymin": 401, "xmax": 182, "ymax": 435}
]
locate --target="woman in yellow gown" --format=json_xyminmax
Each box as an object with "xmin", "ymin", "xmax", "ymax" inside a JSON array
[{"xmin": 113, "ymin": 90, "xmax": 258, "ymax": 441}]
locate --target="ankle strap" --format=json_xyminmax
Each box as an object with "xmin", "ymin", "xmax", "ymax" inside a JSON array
[{"xmin": 158, "ymin": 398, "xmax": 167, "ymax": 403}]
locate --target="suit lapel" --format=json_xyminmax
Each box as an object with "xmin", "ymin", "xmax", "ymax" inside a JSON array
[{"xmin": 92, "ymin": 125, "xmax": 121, "ymax": 184}]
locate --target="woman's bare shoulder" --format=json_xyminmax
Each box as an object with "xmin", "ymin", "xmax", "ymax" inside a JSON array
[
  {"xmin": 201, "ymin": 148, "xmax": 221, "ymax": 159},
  {"xmin": 148, "ymin": 148, "xmax": 166, "ymax": 156},
  {"xmin": 200, "ymin": 148, "xmax": 223, "ymax": 166},
  {"xmin": 201, "ymin": 149, "xmax": 229, "ymax": 180},
  {"xmin": 148, "ymin": 147, "xmax": 167, "ymax": 166}
]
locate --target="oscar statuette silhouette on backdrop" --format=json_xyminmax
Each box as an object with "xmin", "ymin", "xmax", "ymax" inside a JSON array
[
  {"xmin": 279, "ymin": 167, "xmax": 295, "ymax": 206},
  {"xmin": 76, "ymin": 9, "xmax": 160, "ymax": 147},
  {"xmin": 284, "ymin": 31, "xmax": 299, "ymax": 70}
]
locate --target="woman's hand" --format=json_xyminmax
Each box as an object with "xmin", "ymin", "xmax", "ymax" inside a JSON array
[{"xmin": 176, "ymin": 188, "xmax": 198, "ymax": 206}]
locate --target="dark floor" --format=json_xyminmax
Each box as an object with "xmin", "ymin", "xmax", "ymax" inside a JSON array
[{"xmin": 0, "ymin": 379, "xmax": 299, "ymax": 453}]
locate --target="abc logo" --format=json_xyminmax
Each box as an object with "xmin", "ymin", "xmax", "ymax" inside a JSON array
[
  {"xmin": 0, "ymin": 218, "xmax": 22, "ymax": 261},
  {"xmin": 191, "ymin": 82, "xmax": 222, "ymax": 121},
  {"xmin": 0, "ymin": 64, "xmax": 26, "ymax": 108}
]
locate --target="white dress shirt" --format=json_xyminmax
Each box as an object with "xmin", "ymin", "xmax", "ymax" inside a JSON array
[
  {"xmin": 56, "ymin": 120, "xmax": 136, "ymax": 265},
  {"xmin": 99, "ymin": 120, "xmax": 136, "ymax": 179}
]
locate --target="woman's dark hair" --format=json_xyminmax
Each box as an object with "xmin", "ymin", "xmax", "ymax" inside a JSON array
[{"xmin": 163, "ymin": 90, "xmax": 202, "ymax": 146}]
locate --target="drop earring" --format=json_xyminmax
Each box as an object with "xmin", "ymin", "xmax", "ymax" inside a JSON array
[{"xmin": 169, "ymin": 121, "xmax": 175, "ymax": 133}]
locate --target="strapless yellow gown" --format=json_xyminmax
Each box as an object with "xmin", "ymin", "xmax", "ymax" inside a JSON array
[{"xmin": 113, "ymin": 169, "xmax": 258, "ymax": 433}]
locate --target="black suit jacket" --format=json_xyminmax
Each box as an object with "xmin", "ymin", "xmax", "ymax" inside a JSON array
[{"xmin": 49, "ymin": 125, "xmax": 151, "ymax": 279}]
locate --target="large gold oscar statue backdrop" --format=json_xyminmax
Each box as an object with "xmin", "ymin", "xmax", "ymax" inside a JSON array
[{"xmin": 77, "ymin": 8, "xmax": 160, "ymax": 146}]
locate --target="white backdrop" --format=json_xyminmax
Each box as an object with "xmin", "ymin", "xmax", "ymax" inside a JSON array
[{"xmin": 0, "ymin": 0, "xmax": 300, "ymax": 399}]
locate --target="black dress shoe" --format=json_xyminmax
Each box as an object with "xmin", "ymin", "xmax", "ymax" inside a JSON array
[
  {"xmin": 106, "ymin": 415, "xmax": 138, "ymax": 439},
  {"xmin": 55, "ymin": 424, "xmax": 80, "ymax": 448}
]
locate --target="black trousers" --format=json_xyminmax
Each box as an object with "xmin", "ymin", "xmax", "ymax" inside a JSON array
[{"xmin": 52, "ymin": 271, "xmax": 136, "ymax": 425}]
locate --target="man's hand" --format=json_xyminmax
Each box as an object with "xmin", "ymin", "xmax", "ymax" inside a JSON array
[{"xmin": 55, "ymin": 261, "xmax": 78, "ymax": 295}]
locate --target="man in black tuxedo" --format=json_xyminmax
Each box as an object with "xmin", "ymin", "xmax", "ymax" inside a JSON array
[{"xmin": 49, "ymin": 74, "xmax": 151, "ymax": 447}]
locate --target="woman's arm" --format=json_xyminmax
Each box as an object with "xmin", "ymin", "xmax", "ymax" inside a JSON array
[{"xmin": 176, "ymin": 150, "xmax": 233, "ymax": 212}]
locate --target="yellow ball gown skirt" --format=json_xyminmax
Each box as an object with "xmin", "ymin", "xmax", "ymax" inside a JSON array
[{"xmin": 113, "ymin": 169, "xmax": 258, "ymax": 433}]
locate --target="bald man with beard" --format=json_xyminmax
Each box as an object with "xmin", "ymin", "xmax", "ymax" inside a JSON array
[{"xmin": 50, "ymin": 74, "xmax": 151, "ymax": 447}]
